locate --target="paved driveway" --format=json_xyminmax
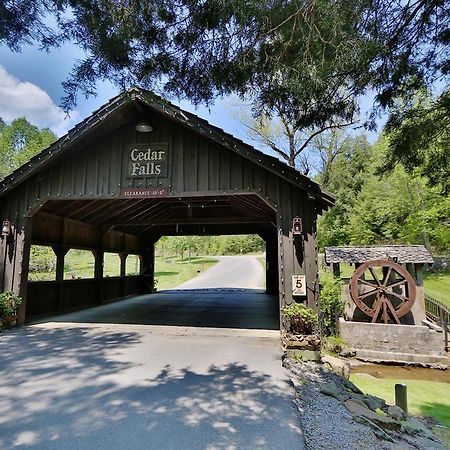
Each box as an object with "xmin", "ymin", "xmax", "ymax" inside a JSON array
[
  {"xmin": 176, "ymin": 255, "xmax": 264, "ymax": 290},
  {"xmin": 0, "ymin": 324, "xmax": 304, "ymax": 449}
]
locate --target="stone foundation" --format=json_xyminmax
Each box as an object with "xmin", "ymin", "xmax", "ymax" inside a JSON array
[{"xmin": 339, "ymin": 318, "xmax": 448, "ymax": 366}]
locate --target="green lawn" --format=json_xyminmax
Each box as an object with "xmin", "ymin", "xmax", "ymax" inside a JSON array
[
  {"xmin": 424, "ymin": 269, "xmax": 450, "ymax": 308},
  {"xmin": 28, "ymin": 247, "xmax": 217, "ymax": 289},
  {"xmin": 154, "ymin": 255, "xmax": 218, "ymax": 290},
  {"xmin": 351, "ymin": 373, "xmax": 450, "ymax": 444}
]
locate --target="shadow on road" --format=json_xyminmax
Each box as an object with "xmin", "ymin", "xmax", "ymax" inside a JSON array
[
  {"xmin": 0, "ymin": 327, "xmax": 301, "ymax": 449},
  {"xmin": 31, "ymin": 289, "xmax": 280, "ymax": 330}
]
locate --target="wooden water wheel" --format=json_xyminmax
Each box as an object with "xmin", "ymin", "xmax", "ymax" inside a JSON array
[{"xmin": 349, "ymin": 259, "xmax": 416, "ymax": 324}]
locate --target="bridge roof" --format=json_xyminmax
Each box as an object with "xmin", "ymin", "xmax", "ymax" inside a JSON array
[{"xmin": 0, "ymin": 87, "xmax": 334, "ymax": 209}]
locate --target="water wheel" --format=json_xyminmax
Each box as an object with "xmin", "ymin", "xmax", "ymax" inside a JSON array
[{"xmin": 349, "ymin": 259, "xmax": 416, "ymax": 324}]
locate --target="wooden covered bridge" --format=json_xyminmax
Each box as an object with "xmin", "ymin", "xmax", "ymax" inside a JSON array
[{"xmin": 0, "ymin": 88, "xmax": 333, "ymax": 327}]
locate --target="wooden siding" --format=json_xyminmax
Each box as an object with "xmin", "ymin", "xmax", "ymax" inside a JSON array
[{"xmin": 1, "ymin": 107, "xmax": 321, "ymax": 320}]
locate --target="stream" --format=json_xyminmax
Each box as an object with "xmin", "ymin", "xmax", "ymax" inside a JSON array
[{"xmin": 351, "ymin": 363, "xmax": 450, "ymax": 383}]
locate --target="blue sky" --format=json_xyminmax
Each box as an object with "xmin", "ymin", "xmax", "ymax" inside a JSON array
[
  {"xmin": 0, "ymin": 41, "xmax": 382, "ymax": 163},
  {"xmin": 0, "ymin": 42, "xmax": 246, "ymax": 139}
]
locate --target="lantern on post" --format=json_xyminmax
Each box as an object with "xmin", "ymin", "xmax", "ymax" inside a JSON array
[
  {"xmin": 1, "ymin": 219, "xmax": 11, "ymax": 238},
  {"xmin": 292, "ymin": 217, "xmax": 302, "ymax": 237}
]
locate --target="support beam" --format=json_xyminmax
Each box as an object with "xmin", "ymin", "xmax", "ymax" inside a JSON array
[
  {"xmin": 93, "ymin": 249, "xmax": 104, "ymax": 304},
  {"xmin": 52, "ymin": 245, "xmax": 70, "ymax": 311},
  {"xmin": 112, "ymin": 217, "xmax": 269, "ymax": 226},
  {"xmin": 141, "ymin": 243, "xmax": 155, "ymax": 293},
  {"xmin": 265, "ymin": 232, "xmax": 279, "ymax": 295},
  {"xmin": 16, "ymin": 221, "xmax": 32, "ymax": 325}
]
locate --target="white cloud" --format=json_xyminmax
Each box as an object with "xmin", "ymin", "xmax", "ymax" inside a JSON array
[{"xmin": 0, "ymin": 66, "xmax": 79, "ymax": 136}]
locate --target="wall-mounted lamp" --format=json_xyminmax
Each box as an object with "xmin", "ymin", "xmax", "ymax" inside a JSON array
[
  {"xmin": 2, "ymin": 219, "xmax": 11, "ymax": 237},
  {"xmin": 292, "ymin": 217, "xmax": 302, "ymax": 236},
  {"xmin": 135, "ymin": 122, "xmax": 154, "ymax": 133}
]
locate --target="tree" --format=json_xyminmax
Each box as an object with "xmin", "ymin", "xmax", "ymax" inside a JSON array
[
  {"xmin": 381, "ymin": 88, "xmax": 450, "ymax": 195},
  {"xmin": 318, "ymin": 134, "xmax": 449, "ymax": 253},
  {"xmin": 2, "ymin": 1, "xmax": 449, "ymax": 183},
  {"xmin": 230, "ymin": 99, "xmax": 355, "ymax": 173},
  {"xmin": 316, "ymin": 134, "xmax": 373, "ymax": 249},
  {"xmin": 0, "ymin": 117, "xmax": 56, "ymax": 179},
  {"xmin": 0, "ymin": 1, "xmax": 371, "ymax": 122}
]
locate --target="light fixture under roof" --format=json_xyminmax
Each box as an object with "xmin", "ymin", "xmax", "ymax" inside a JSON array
[{"xmin": 135, "ymin": 122, "xmax": 153, "ymax": 133}]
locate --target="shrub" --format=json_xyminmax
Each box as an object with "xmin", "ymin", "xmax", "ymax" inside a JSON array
[
  {"xmin": 282, "ymin": 302, "xmax": 318, "ymax": 335},
  {"xmin": 0, "ymin": 291, "xmax": 22, "ymax": 318},
  {"xmin": 322, "ymin": 335, "xmax": 345, "ymax": 356},
  {"xmin": 319, "ymin": 277, "xmax": 344, "ymax": 336}
]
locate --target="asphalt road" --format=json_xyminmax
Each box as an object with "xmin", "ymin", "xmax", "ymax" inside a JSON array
[
  {"xmin": 176, "ymin": 255, "xmax": 265, "ymax": 290},
  {"xmin": 0, "ymin": 256, "xmax": 302, "ymax": 449},
  {"xmin": 0, "ymin": 324, "xmax": 305, "ymax": 450}
]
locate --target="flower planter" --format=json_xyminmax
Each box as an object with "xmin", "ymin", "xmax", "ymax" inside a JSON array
[
  {"xmin": 282, "ymin": 332, "xmax": 321, "ymax": 362},
  {"xmin": 1, "ymin": 315, "xmax": 17, "ymax": 329}
]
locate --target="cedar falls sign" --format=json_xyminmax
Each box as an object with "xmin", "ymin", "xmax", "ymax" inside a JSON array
[{"xmin": 128, "ymin": 143, "xmax": 168, "ymax": 177}]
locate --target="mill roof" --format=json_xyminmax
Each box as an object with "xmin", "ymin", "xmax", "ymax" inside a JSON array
[{"xmin": 324, "ymin": 245, "xmax": 434, "ymax": 264}]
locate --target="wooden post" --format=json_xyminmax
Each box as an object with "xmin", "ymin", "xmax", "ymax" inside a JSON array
[
  {"xmin": 332, "ymin": 263, "xmax": 341, "ymax": 278},
  {"xmin": 119, "ymin": 252, "xmax": 127, "ymax": 297},
  {"xmin": 395, "ymin": 383, "xmax": 408, "ymax": 415},
  {"xmin": 16, "ymin": 221, "xmax": 32, "ymax": 325},
  {"xmin": 265, "ymin": 232, "xmax": 279, "ymax": 295},
  {"xmin": 52, "ymin": 245, "xmax": 69, "ymax": 312},
  {"xmin": 141, "ymin": 241, "xmax": 155, "ymax": 293},
  {"xmin": 93, "ymin": 249, "xmax": 104, "ymax": 304},
  {"xmin": 415, "ymin": 264, "xmax": 424, "ymax": 287}
]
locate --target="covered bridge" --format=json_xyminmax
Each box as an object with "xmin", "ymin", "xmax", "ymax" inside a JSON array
[{"xmin": 0, "ymin": 87, "xmax": 333, "ymax": 327}]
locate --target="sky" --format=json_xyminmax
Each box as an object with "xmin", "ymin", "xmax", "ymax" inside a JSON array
[
  {"xmin": 0, "ymin": 42, "xmax": 248, "ymax": 139},
  {"xmin": 0, "ymin": 41, "xmax": 382, "ymax": 160}
]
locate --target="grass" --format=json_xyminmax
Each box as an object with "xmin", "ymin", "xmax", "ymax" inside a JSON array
[
  {"xmin": 351, "ymin": 373, "xmax": 450, "ymax": 444},
  {"xmin": 424, "ymin": 268, "xmax": 450, "ymax": 308},
  {"xmin": 154, "ymin": 255, "xmax": 218, "ymax": 290},
  {"xmin": 28, "ymin": 249, "xmax": 217, "ymax": 289}
]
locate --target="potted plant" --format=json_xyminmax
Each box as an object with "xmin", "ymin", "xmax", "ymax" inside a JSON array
[
  {"xmin": 281, "ymin": 302, "xmax": 320, "ymax": 360},
  {"xmin": 0, "ymin": 291, "xmax": 22, "ymax": 328}
]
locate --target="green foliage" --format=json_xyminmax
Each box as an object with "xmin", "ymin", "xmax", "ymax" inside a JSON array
[
  {"xmin": 0, "ymin": 117, "xmax": 56, "ymax": 180},
  {"xmin": 0, "ymin": 291, "xmax": 22, "ymax": 318},
  {"xmin": 321, "ymin": 335, "xmax": 345, "ymax": 356},
  {"xmin": 156, "ymin": 235, "xmax": 265, "ymax": 258},
  {"xmin": 29, "ymin": 245, "xmax": 56, "ymax": 274},
  {"xmin": 282, "ymin": 302, "xmax": 318, "ymax": 335},
  {"xmin": 319, "ymin": 278, "xmax": 343, "ymax": 336},
  {"xmin": 382, "ymin": 89, "xmax": 450, "ymax": 195},
  {"xmin": 423, "ymin": 268, "xmax": 450, "ymax": 308},
  {"xmin": 317, "ymin": 134, "xmax": 450, "ymax": 254}
]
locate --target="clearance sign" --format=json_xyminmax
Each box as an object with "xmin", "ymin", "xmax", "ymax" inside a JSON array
[{"xmin": 127, "ymin": 143, "xmax": 168, "ymax": 177}]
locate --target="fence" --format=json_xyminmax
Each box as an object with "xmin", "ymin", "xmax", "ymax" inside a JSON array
[{"xmin": 425, "ymin": 295, "xmax": 449, "ymax": 351}]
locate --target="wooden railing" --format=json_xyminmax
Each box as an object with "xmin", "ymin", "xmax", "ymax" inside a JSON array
[{"xmin": 425, "ymin": 295, "xmax": 449, "ymax": 351}]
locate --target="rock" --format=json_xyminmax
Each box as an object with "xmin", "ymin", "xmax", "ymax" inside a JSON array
[
  {"xmin": 339, "ymin": 348, "xmax": 356, "ymax": 358},
  {"xmin": 286, "ymin": 349, "xmax": 321, "ymax": 362},
  {"xmin": 350, "ymin": 393, "xmax": 386, "ymax": 411},
  {"xmin": 344, "ymin": 399, "xmax": 401, "ymax": 431},
  {"xmin": 340, "ymin": 377, "xmax": 364, "ymax": 394},
  {"xmin": 401, "ymin": 418, "xmax": 436, "ymax": 440},
  {"xmin": 387, "ymin": 405, "xmax": 407, "ymax": 421},
  {"xmin": 321, "ymin": 355, "xmax": 351, "ymax": 379},
  {"xmin": 320, "ymin": 381, "xmax": 346, "ymax": 400}
]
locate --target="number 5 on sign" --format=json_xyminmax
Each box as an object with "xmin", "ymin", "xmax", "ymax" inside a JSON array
[{"xmin": 292, "ymin": 275, "xmax": 306, "ymax": 296}]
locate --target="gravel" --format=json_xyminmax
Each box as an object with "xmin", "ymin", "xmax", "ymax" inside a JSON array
[{"xmin": 284, "ymin": 359, "xmax": 448, "ymax": 450}]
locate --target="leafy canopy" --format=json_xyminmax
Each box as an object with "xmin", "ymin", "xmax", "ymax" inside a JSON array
[{"xmin": 0, "ymin": 117, "xmax": 56, "ymax": 180}]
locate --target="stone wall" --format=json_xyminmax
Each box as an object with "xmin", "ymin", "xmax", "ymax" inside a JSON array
[{"xmin": 339, "ymin": 319, "xmax": 448, "ymax": 366}]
